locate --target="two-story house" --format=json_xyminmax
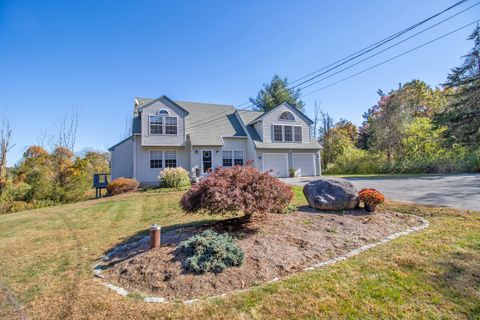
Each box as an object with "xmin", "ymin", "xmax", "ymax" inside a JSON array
[{"xmin": 109, "ymin": 95, "xmax": 322, "ymax": 185}]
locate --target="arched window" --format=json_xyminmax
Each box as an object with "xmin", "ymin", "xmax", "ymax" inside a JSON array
[
  {"xmin": 157, "ymin": 109, "xmax": 169, "ymax": 116},
  {"xmin": 279, "ymin": 111, "xmax": 295, "ymax": 121}
]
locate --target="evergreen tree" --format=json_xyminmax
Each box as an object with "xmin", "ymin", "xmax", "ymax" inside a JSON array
[
  {"xmin": 435, "ymin": 25, "xmax": 480, "ymax": 147},
  {"xmin": 250, "ymin": 75, "xmax": 305, "ymax": 112}
]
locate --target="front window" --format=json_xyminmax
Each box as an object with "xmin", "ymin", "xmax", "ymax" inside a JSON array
[
  {"xmin": 150, "ymin": 151, "xmax": 162, "ymax": 168},
  {"xmin": 148, "ymin": 112, "xmax": 177, "ymax": 135},
  {"xmin": 273, "ymin": 125, "xmax": 283, "ymax": 142},
  {"xmin": 284, "ymin": 126, "xmax": 293, "ymax": 142},
  {"xmin": 294, "ymin": 126, "xmax": 302, "ymax": 142},
  {"xmin": 165, "ymin": 117, "xmax": 177, "ymax": 134},
  {"xmin": 222, "ymin": 151, "xmax": 232, "ymax": 167},
  {"xmin": 164, "ymin": 151, "xmax": 177, "ymax": 167},
  {"xmin": 149, "ymin": 115, "xmax": 163, "ymax": 134},
  {"xmin": 222, "ymin": 150, "xmax": 244, "ymax": 166},
  {"xmin": 273, "ymin": 125, "xmax": 302, "ymax": 142},
  {"xmin": 233, "ymin": 151, "xmax": 244, "ymax": 165}
]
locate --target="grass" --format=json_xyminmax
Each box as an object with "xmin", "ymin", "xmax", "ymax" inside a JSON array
[{"xmin": 0, "ymin": 187, "xmax": 479, "ymax": 319}]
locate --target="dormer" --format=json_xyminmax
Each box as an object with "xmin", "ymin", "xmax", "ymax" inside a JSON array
[
  {"xmin": 137, "ymin": 96, "xmax": 189, "ymax": 146},
  {"xmin": 249, "ymin": 102, "xmax": 314, "ymax": 144}
]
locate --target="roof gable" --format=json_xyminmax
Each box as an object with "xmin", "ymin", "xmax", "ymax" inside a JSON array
[
  {"xmin": 136, "ymin": 96, "xmax": 189, "ymax": 116},
  {"xmin": 249, "ymin": 102, "xmax": 313, "ymax": 125}
]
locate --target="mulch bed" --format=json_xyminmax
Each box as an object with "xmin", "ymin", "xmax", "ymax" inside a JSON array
[{"xmin": 100, "ymin": 207, "xmax": 424, "ymax": 301}]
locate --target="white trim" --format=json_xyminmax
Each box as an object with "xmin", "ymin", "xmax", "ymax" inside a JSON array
[
  {"xmin": 292, "ymin": 153, "xmax": 316, "ymax": 177},
  {"xmin": 278, "ymin": 111, "xmax": 295, "ymax": 121},
  {"xmin": 200, "ymin": 149, "xmax": 213, "ymax": 173},
  {"xmin": 261, "ymin": 153, "xmax": 288, "ymax": 177}
]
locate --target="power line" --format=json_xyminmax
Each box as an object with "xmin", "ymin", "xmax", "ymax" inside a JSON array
[
  {"xmin": 297, "ymin": 3, "xmax": 480, "ymax": 92},
  {"xmin": 189, "ymin": 3, "xmax": 477, "ymax": 132},
  {"xmin": 235, "ymin": 0, "xmax": 470, "ymax": 108},
  {"xmin": 300, "ymin": 19, "xmax": 480, "ymax": 98}
]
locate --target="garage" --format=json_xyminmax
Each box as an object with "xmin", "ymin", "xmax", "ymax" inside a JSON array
[
  {"xmin": 262, "ymin": 153, "xmax": 288, "ymax": 177},
  {"xmin": 292, "ymin": 153, "xmax": 316, "ymax": 177}
]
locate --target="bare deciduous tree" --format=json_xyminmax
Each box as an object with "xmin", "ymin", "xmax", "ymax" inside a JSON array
[
  {"xmin": 0, "ymin": 118, "xmax": 14, "ymax": 191},
  {"xmin": 52, "ymin": 110, "xmax": 79, "ymax": 151},
  {"xmin": 312, "ymin": 101, "xmax": 321, "ymax": 139}
]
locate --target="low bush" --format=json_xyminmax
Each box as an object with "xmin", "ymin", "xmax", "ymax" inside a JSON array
[
  {"xmin": 158, "ymin": 167, "xmax": 191, "ymax": 189},
  {"xmin": 177, "ymin": 230, "xmax": 244, "ymax": 273},
  {"xmin": 358, "ymin": 188, "xmax": 385, "ymax": 205},
  {"xmin": 106, "ymin": 178, "xmax": 139, "ymax": 195},
  {"xmin": 289, "ymin": 168, "xmax": 296, "ymax": 177},
  {"xmin": 180, "ymin": 165, "xmax": 293, "ymax": 219}
]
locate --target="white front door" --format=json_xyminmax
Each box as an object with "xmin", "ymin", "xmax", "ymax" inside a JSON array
[
  {"xmin": 292, "ymin": 153, "xmax": 316, "ymax": 177},
  {"xmin": 262, "ymin": 153, "xmax": 288, "ymax": 177}
]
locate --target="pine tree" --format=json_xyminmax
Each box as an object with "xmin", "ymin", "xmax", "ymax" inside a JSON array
[
  {"xmin": 435, "ymin": 25, "xmax": 480, "ymax": 147},
  {"xmin": 250, "ymin": 75, "xmax": 305, "ymax": 112}
]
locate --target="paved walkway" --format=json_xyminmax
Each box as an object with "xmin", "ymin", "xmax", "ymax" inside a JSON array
[{"xmin": 283, "ymin": 174, "xmax": 480, "ymax": 211}]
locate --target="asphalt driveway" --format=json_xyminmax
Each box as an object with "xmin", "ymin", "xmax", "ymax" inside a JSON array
[{"xmin": 283, "ymin": 174, "xmax": 480, "ymax": 211}]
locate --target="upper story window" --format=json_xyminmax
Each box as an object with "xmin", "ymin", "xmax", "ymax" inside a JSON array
[
  {"xmin": 273, "ymin": 125, "xmax": 302, "ymax": 142},
  {"xmin": 279, "ymin": 111, "xmax": 295, "ymax": 121},
  {"xmin": 148, "ymin": 110, "xmax": 177, "ymax": 135}
]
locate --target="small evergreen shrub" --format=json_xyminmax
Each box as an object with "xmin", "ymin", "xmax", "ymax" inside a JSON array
[
  {"xmin": 289, "ymin": 168, "xmax": 296, "ymax": 177},
  {"xmin": 180, "ymin": 165, "xmax": 293, "ymax": 219},
  {"xmin": 158, "ymin": 167, "xmax": 191, "ymax": 189},
  {"xmin": 106, "ymin": 178, "xmax": 139, "ymax": 195},
  {"xmin": 177, "ymin": 230, "xmax": 244, "ymax": 273}
]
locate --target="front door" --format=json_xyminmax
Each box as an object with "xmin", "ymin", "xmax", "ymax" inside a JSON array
[{"xmin": 202, "ymin": 150, "xmax": 212, "ymax": 173}]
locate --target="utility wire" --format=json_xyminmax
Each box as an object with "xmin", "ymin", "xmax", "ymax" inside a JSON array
[
  {"xmin": 297, "ymin": 3, "xmax": 480, "ymax": 92},
  {"xmin": 235, "ymin": 0, "xmax": 470, "ymax": 108},
  {"xmin": 188, "ymin": 4, "xmax": 477, "ymax": 131},
  {"xmin": 300, "ymin": 19, "xmax": 480, "ymax": 98}
]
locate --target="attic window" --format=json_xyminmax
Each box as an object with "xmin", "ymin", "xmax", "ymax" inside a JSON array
[
  {"xmin": 157, "ymin": 110, "xmax": 169, "ymax": 116},
  {"xmin": 279, "ymin": 111, "xmax": 295, "ymax": 121}
]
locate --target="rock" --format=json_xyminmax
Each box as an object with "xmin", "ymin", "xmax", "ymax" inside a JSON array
[{"xmin": 303, "ymin": 178, "xmax": 359, "ymax": 211}]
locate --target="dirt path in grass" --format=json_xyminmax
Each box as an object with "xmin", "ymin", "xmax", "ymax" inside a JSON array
[{"xmin": 100, "ymin": 208, "xmax": 425, "ymax": 301}]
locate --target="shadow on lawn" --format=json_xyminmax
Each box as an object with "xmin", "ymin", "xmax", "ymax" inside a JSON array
[{"xmin": 100, "ymin": 217, "xmax": 260, "ymax": 268}]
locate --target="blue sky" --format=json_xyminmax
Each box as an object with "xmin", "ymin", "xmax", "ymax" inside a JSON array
[{"xmin": 0, "ymin": 0, "xmax": 478, "ymax": 165}]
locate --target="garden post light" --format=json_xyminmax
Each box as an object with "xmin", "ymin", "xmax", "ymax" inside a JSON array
[{"xmin": 150, "ymin": 224, "xmax": 161, "ymax": 249}]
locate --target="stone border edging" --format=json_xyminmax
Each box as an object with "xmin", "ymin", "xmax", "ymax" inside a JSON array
[{"xmin": 93, "ymin": 215, "xmax": 429, "ymax": 304}]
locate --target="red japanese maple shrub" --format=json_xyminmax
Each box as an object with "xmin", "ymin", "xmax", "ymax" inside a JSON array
[{"xmin": 180, "ymin": 165, "xmax": 293, "ymax": 219}]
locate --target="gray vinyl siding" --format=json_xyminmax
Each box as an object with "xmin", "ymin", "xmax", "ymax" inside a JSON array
[
  {"xmin": 260, "ymin": 104, "xmax": 311, "ymax": 144},
  {"xmin": 110, "ymin": 137, "xmax": 133, "ymax": 179},
  {"xmin": 141, "ymin": 100, "xmax": 186, "ymax": 146},
  {"xmin": 134, "ymin": 138, "xmax": 189, "ymax": 186}
]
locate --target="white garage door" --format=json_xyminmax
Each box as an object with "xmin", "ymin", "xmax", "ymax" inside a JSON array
[
  {"xmin": 263, "ymin": 153, "xmax": 288, "ymax": 177},
  {"xmin": 293, "ymin": 153, "xmax": 316, "ymax": 177}
]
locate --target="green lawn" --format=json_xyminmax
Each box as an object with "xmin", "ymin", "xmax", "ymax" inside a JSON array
[{"xmin": 0, "ymin": 187, "xmax": 479, "ymax": 319}]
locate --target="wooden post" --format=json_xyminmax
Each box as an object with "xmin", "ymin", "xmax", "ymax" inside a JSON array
[{"xmin": 149, "ymin": 224, "xmax": 161, "ymax": 249}]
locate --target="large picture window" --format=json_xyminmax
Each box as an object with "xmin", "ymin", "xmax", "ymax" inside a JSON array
[
  {"xmin": 273, "ymin": 125, "xmax": 302, "ymax": 142},
  {"xmin": 148, "ymin": 111, "xmax": 177, "ymax": 135},
  {"xmin": 150, "ymin": 151, "xmax": 162, "ymax": 168}
]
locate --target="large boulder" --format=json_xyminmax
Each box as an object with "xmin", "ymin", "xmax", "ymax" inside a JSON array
[{"xmin": 303, "ymin": 178, "xmax": 359, "ymax": 211}]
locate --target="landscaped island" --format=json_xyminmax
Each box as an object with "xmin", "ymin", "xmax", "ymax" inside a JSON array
[{"xmin": 97, "ymin": 184, "xmax": 425, "ymax": 301}]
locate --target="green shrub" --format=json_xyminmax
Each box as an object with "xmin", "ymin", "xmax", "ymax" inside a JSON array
[
  {"xmin": 158, "ymin": 167, "xmax": 191, "ymax": 189},
  {"xmin": 106, "ymin": 178, "xmax": 139, "ymax": 195},
  {"xmin": 11, "ymin": 182, "xmax": 32, "ymax": 201},
  {"xmin": 289, "ymin": 168, "xmax": 296, "ymax": 177},
  {"xmin": 177, "ymin": 230, "xmax": 244, "ymax": 274}
]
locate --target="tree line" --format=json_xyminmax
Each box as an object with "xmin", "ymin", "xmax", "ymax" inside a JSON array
[
  {"xmin": 251, "ymin": 26, "xmax": 480, "ymax": 175},
  {"xmin": 0, "ymin": 111, "xmax": 110, "ymax": 213}
]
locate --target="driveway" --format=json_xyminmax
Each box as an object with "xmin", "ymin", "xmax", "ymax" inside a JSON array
[{"xmin": 283, "ymin": 174, "xmax": 480, "ymax": 211}]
